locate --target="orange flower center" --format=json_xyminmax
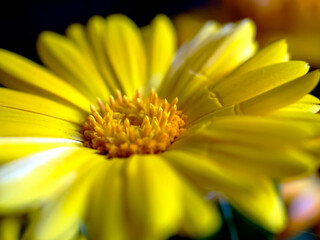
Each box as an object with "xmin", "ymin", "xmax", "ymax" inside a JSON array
[{"xmin": 82, "ymin": 90, "xmax": 187, "ymax": 158}]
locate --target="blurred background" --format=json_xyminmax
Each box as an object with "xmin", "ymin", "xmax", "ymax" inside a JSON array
[{"xmin": 0, "ymin": 0, "xmax": 208, "ymax": 63}]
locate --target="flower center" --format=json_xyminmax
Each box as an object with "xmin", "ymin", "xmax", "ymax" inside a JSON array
[{"xmin": 82, "ymin": 90, "xmax": 187, "ymax": 158}]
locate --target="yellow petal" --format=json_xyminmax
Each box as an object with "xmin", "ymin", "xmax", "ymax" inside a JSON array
[
  {"xmin": 176, "ymin": 116, "xmax": 314, "ymax": 178},
  {"xmin": 86, "ymin": 15, "xmax": 122, "ymax": 93},
  {"xmin": 179, "ymin": 182, "xmax": 221, "ymax": 238},
  {"xmin": 158, "ymin": 21, "xmax": 219, "ymax": 99},
  {"xmin": 226, "ymin": 177, "xmax": 286, "ymax": 233},
  {"xmin": 0, "ymin": 147, "xmax": 76, "ymax": 212},
  {"xmin": 199, "ymin": 19, "xmax": 257, "ymax": 82},
  {"xmin": 0, "ymin": 147, "xmax": 99, "ymax": 213},
  {"xmin": 0, "ymin": 49, "xmax": 90, "ymax": 112},
  {"xmin": 125, "ymin": 155, "xmax": 182, "ymax": 239},
  {"xmin": 184, "ymin": 69, "xmax": 317, "ymax": 122},
  {"xmin": 143, "ymin": 14, "xmax": 177, "ymax": 91},
  {"xmin": 159, "ymin": 19, "xmax": 256, "ymax": 106},
  {"xmin": 280, "ymin": 94, "xmax": 320, "ymax": 113},
  {"xmin": 269, "ymin": 111, "xmax": 320, "ymax": 137},
  {"xmin": 169, "ymin": 20, "xmax": 220, "ymax": 77},
  {"xmin": 0, "ymin": 106, "xmax": 81, "ymax": 140},
  {"xmin": 65, "ymin": 23, "xmax": 96, "ymax": 63},
  {"xmin": 0, "ymin": 137, "xmax": 82, "ymax": 163},
  {"xmin": 181, "ymin": 87, "xmax": 222, "ymax": 123},
  {"xmin": 238, "ymin": 70, "xmax": 320, "ymax": 114},
  {"xmin": 173, "ymin": 13, "xmax": 212, "ymax": 44},
  {"xmin": 88, "ymin": 160, "xmax": 129, "ymax": 240},
  {"xmin": 183, "ymin": 68, "xmax": 318, "ymax": 122},
  {"xmin": 30, "ymin": 160, "xmax": 103, "ymax": 240},
  {"xmin": 37, "ymin": 31, "xmax": 110, "ymax": 102},
  {"xmin": 205, "ymin": 143, "xmax": 312, "ymax": 178},
  {"xmin": 164, "ymin": 150, "xmax": 285, "ymax": 232},
  {"xmin": 231, "ymin": 39, "xmax": 289, "ymax": 77},
  {"xmin": 209, "ymin": 61, "xmax": 310, "ymax": 107},
  {"xmin": 0, "ymin": 217, "xmax": 21, "ymax": 240},
  {"xmin": 0, "ymin": 88, "xmax": 87, "ymax": 124},
  {"xmin": 163, "ymin": 150, "xmax": 251, "ymax": 194},
  {"xmin": 105, "ymin": 14, "xmax": 146, "ymax": 97},
  {"xmin": 264, "ymin": 32, "xmax": 320, "ymax": 67}
]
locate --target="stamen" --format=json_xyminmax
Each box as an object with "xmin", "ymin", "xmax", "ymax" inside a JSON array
[{"xmin": 82, "ymin": 90, "xmax": 187, "ymax": 158}]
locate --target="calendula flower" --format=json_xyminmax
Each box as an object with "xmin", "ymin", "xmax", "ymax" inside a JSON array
[
  {"xmin": 0, "ymin": 14, "xmax": 319, "ymax": 239},
  {"xmin": 174, "ymin": 0, "xmax": 320, "ymax": 67}
]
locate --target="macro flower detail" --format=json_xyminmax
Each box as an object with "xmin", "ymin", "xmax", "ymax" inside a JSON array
[
  {"xmin": 82, "ymin": 90, "xmax": 186, "ymax": 157},
  {"xmin": 0, "ymin": 14, "xmax": 319, "ymax": 240}
]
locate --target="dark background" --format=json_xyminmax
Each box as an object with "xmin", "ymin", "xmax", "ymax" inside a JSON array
[
  {"xmin": 1, "ymin": 0, "xmax": 319, "ymax": 98},
  {"xmin": 0, "ymin": 0, "xmax": 209, "ymax": 63}
]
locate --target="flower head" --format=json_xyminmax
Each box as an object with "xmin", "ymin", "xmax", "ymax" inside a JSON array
[
  {"xmin": 0, "ymin": 14, "xmax": 319, "ymax": 239},
  {"xmin": 82, "ymin": 90, "xmax": 186, "ymax": 157}
]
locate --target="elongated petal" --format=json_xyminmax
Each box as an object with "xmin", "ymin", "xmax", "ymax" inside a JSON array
[
  {"xmin": 179, "ymin": 182, "xmax": 221, "ymax": 238},
  {"xmin": 65, "ymin": 23, "xmax": 96, "ymax": 63},
  {"xmin": 163, "ymin": 150, "xmax": 252, "ymax": 194},
  {"xmin": 125, "ymin": 155, "xmax": 182, "ymax": 239},
  {"xmin": 186, "ymin": 70, "xmax": 319, "ymax": 123},
  {"xmin": 279, "ymin": 94, "xmax": 320, "ymax": 113},
  {"xmin": 143, "ymin": 15, "xmax": 176, "ymax": 91},
  {"xmin": 175, "ymin": 116, "xmax": 314, "ymax": 178},
  {"xmin": 29, "ymin": 160, "xmax": 103, "ymax": 240},
  {"xmin": 199, "ymin": 19, "xmax": 256, "ymax": 82},
  {"xmin": 105, "ymin": 15, "xmax": 146, "ymax": 97},
  {"xmin": 37, "ymin": 31, "xmax": 110, "ymax": 102},
  {"xmin": 238, "ymin": 70, "xmax": 320, "ymax": 114},
  {"xmin": 231, "ymin": 39, "xmax": 289, "ymax": 77},
  {"xmin": 0, "ymin": 106, "xmax": 81, "ymax": 140},
  {"xmin": 88, "ymin": 160, "xmax": 129, "ymax": 240},
  {"xmin": 159, "ymin": 19, "xmax": 256, "ymax": 106},
  {"xmin": 269, "ymin": 112, "xmax": 320, "ymax": 138},
  {"xmin": 86, "ymin": 15, "xmax": 122, "ymax": 93},
  {"xmin": 185, "ymin": 69, "xmax": 318, "ymax": 123},
  {"xmin": 0, "ymin": 88, "xmax": 87, "ymax": 124},
  {"xmin": 0, "ymin": 49, "xmax": 90, "ymax": 112},
  {"xmin": 169, "ymin": 20, "xmax": 220, "ymax": 77},
  {"xmin": 209, "ymin": 61, "xmax": 309, "ymax": 107},
  {"xmin": 0, "ymin": 137, "xmax": 82, "ymax": 163},
  {"xmin": 205, "ymin": 143, "xmax": 312, "ymax": 178},
  {"xmin": 0, "ymin": 147, "xmax": 97, "ymax": 212},
  {"xmin": 226, "ymin": 178, "xmax": 286, "ymax": 233},
  {"xmin": 164, "ymin": 150, "xmax": 286, "ymax": 232}
]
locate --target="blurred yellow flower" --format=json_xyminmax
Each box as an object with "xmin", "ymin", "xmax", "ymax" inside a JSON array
[
  {"xmin": 0, "ymin": 14, "xmax": 319, "ymax": 239},
  {"xmin": 175, "ymin": 0, "xmax": 320, "ymax": 67}
]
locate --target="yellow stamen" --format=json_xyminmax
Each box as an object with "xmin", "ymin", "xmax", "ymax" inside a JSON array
[{"xmin": 82, "ymin": 90, "xmax": 187, "ymax": 158}]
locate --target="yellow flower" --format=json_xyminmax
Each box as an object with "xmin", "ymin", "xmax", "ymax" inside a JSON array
[{"xmin": 0, "ymin": 14, "xmax": 319, "ymax": 239}]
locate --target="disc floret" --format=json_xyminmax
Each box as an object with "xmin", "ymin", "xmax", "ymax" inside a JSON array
[{"xmin": 82, "ymin": 90, "xmax": 187, "ymax": 158}]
